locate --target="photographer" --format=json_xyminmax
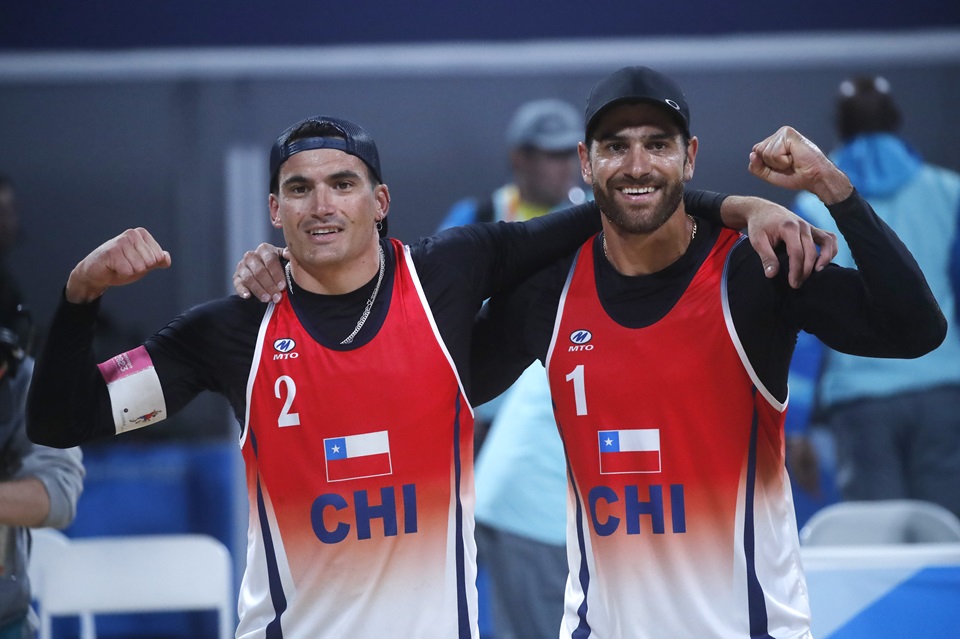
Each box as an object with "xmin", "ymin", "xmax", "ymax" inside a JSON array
[{"xmin": 0, "ymin": 306, "xmax": 84, "ymax": 639}]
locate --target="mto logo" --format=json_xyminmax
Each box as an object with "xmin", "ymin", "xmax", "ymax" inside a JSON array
[
  {"xmin": 570, "ymin": 329, "xmax": 592, "ymax": 345},
  {"xmin": 273, "ymin": 338, "xmax": 296, "ymax": 353}
]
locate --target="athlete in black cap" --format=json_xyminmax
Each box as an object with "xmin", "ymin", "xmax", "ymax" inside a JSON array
[{"xmin": 465, "ymin": 66, "xmax": 946, "ymax": 638}]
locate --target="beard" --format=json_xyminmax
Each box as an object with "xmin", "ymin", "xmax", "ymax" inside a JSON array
[{"xmin": 593, "ymin": 175, "xmax": 685, "ymax": 235}]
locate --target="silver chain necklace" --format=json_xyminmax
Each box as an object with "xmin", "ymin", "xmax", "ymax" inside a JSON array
[
  {"xmin": 602, "ymin": 214, "xmax": 698, "ymax": 259},
  {"xmin": 284, "ymin": 245, "xmax": 386, "ymax": 345}
]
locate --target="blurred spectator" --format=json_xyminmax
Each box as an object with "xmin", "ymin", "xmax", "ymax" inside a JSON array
[
  {"xmin": 437, "ymin": 98, "xmax": 585, "ymax": 230},
  {"xmin": 0, "ymin": 193, "xmax": 84, "ymax": 637},
  {"xmin": 438, "ymin": 99, "xmax": 582, "ymax": 639},
  {"xmin": 789, "ymin": 75, "xmax": 960, "ymax": 517},
  {"xmin": 0, "ymin": 176, "xmax": 25, "ymax": 324}
]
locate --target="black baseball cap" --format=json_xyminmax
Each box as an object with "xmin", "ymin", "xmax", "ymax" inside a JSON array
[
  {"xmin": 584, "ymin": 66, "xmax": 691, "ymax": 142},
  {"xmin": 270, "ymin": 115, "xmax": 387, "ymax": 236}
]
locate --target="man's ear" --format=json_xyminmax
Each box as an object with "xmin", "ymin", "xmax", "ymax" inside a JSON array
[
  {"xmin": 683, "ymin": 136, "xmax": 698, "ymax": 183},
  {"xmin": 269, "ymin": 194, "xmax": 282, "ymax": 229},
  {"xmin": 578, "ymin": 141, "xmax": 594, "ymax": 185},
  {"xmin": 375, "ymin": 184, "xmax": 391, "ymax": 219}
]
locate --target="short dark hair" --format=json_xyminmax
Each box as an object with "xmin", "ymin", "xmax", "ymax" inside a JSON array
[{"xmin": 835, "ymin": 75, "xmax": 902, "ymax": 142}]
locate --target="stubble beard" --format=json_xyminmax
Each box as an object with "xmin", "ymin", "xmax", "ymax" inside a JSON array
[{"xmin": 593, "ymin": 177, "xmax": 685, "ymax": 236}]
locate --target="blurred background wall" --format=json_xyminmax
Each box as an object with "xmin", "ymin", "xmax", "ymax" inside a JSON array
[{"xmin": 2, "ymin": 29, "xmax": 958, "ymax": 440}]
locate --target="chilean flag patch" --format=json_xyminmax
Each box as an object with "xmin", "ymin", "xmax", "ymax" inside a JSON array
[
  {"xmin": 324, "ymin": 430, "xmax": 393, "ymax": 482},
  {"xmin": 598, "ymin": 429, "xmax": 661, "ymax": 474}
]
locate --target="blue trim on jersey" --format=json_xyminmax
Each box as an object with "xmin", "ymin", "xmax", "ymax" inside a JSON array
[
  {"xmin": 742, "ymin": 389, "xmax": 774, "ymax": 639},
  {"xmin": 452, "ymin": 392, "xmax": 472, "ymax": 639},
  {"xmin": 251, "ymin": 428, "xmax": 288, "ymax": 639},
  {"xmin": 555, "ymin": 409, "xmax": 593, "ymax": 639},
  {"xmin": 570, "ymin": 461, "xmax": 593, "ymax": 639}
]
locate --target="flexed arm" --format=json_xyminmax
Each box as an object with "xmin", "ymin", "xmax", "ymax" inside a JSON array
[
  {"xmin": 29, "ymin": 228, "xmax": 172, "ymax": 448},
  {"xmin": 751, "ymin": 126, "xmax": 946, "ymax": 358}
]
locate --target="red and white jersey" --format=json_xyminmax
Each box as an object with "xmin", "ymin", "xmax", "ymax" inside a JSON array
[
  {"xmin": 239, "ymin": 239, "xmax": 478, "ymax": 639},
  {"xmin": 546, "ymin": 230, "xmax": 811, "ymax": 639}
]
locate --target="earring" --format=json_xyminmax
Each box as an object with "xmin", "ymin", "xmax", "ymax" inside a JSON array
[{"xmin": 376, "ymin": 219, "xmax": 384, "ymax": 232}]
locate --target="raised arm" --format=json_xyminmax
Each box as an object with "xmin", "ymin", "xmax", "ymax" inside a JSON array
[
  {"xmin": 752, "ymin": 126, "xmax": 946, "ymax": 356},
  {"xmin": 28, "ymin": 228, "xmax": 172, "ymax": 448}
]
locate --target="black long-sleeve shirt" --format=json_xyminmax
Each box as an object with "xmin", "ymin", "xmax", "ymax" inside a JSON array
[
  {"xmin": 27, "ymin": 193, "xmax": 730, "ymax": 447},
  {"xmin": 470, "ymin": 191, "xmax": 947, "ymax": 405}
]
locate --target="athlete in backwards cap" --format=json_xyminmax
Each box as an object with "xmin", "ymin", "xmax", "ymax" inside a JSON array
[{"xmin": 29, "ymin": 111, "xmax": 831, "ymax": 637}]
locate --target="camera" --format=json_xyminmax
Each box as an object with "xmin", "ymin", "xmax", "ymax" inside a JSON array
[{"xmin": 0, "ymin": 304, "xmax": 32, "ymax": 379}]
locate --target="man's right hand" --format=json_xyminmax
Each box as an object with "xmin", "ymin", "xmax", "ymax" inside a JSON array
[
  {"xmin": 233, "ymin": 243, "xmax": 288, "ymax": 303},
  {"xmin": 65, "ymin": 227, "xmax": 171, "ymax": 304}
]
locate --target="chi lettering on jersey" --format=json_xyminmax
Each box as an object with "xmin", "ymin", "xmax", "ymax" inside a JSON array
[
  {"xmin": 589, "ymin": 484, "xmax": 686, "ymax": 536},
  {"xmin": 312, "ymin": 483, "xmax": 419, "ymax": 543}
]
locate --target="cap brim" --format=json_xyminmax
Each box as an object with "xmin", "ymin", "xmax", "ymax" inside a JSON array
[{"xmin": 587, "ymin": 97, "xmax": 689, "ymax": 140}]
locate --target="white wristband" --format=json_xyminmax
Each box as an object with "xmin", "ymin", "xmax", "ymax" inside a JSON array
[{"xmin": 97, "ymin": 345, "xmax": 167, "ymax": 434}]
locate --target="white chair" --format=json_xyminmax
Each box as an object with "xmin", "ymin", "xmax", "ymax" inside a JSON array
[
  {"xmin": 799, "ymin": 499, "xmax": 960, "ymax": 546},
  {"xmin": 28, "ymin": 529, "xmax": 235, "ymax": 639}
]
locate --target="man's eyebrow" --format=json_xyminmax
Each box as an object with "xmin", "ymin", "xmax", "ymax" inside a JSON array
[
  {"xmin": 281, "ymin": 174, "xmax": 310, "ymax": 188},
  {"xmin": 327, "ymin": 170, "xmax": 363, "ymax": 181},
  {"xmin": 597, "ymin": 130, "xmax": 673, "ymax": 143},
  {"xmin": 281, "ymin": 169, "xmax": 362, "ymax": 188}
]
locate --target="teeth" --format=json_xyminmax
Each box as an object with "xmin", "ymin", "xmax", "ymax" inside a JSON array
[
  {"xmin": 310, "ymin": 229, "xmax": 337, "ymax": 235},
  {"xmin": 621, "ymin": 187, "xmax": 655, "ymax": 195}
]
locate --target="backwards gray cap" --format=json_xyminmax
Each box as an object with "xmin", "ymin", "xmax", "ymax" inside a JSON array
[{"xmin": 506, "ymin": 99, "xmax": 582, "ymax": 152}]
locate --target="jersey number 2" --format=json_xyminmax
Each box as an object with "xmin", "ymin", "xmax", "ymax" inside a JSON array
[{"xmin": 275, "ymin": 375, "xmax": 301, "ymax": 427}]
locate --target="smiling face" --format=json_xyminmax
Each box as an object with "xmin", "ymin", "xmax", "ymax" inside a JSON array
[
  {"xmin": 269, "ymin": 148, "xmax": 389, "ymax": 293},
  {"xmin": 579, "ymin": 102, "xmax": 697, "ymax": 236}
]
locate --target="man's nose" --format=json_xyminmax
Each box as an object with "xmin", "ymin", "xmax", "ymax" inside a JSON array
[
  {"xmin": 311, "ymin": 187, "xmax": 337, "ymax": 215},
  {"xmin": 622, "ymin": 147, "xmax": 652, "ymax": 178}
]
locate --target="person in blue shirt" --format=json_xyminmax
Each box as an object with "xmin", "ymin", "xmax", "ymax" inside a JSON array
[
  {"xmin": 789, "ymin": 75, "xmax": 960, "ymax": 518},
  {"xmin": 438, "ymin": 99, "xmax": 583, "ymax": 639}
]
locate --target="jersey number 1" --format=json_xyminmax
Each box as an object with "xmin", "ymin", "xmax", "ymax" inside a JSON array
[{"xmin": 565, "ymin": 365, "xmax": 588, "ymax": 416}]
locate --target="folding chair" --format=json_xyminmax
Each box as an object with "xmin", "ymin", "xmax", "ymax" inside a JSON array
[
  {"xmin": 799, "ymin": 499, "xmax": 960, "ymax": 546},
  {"xmin": 28, "ymin": 529, "xmax": 235, "ymax": 639}
]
